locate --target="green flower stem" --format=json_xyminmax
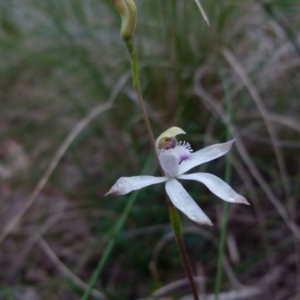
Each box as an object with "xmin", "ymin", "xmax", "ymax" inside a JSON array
[
  {"xmin": 125, "ymin": 38, "xmax": 156, "ymax": 150},
  {"xmin": 214, "ymin": 202, "xmax": 229, "ymax": 300},
  {"xmin": 168, "ymin": 201, "xmax": 199, "ymax": 300},
  {"xmin": 83, "ymin": 34, "xmax": 199, "ymax": 299},
  {"xmin": 81, "ymin": 156, "xmax": 153, "ymax": 300},
  {"xmin": 214, "ymin": 69, "xmax": 233, "ymax": 300},
  {"xmin": 125, "ymin": 37, "xmax": 199, "ymax": 300}
]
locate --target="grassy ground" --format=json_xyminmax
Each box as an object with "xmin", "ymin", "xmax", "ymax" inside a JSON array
[{"xmin": 0, "ymin": 0, "xmax": 300, "ymax": 299}]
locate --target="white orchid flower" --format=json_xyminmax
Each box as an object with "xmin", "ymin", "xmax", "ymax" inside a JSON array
[{"xmin": 106, "ymin": 127, "xmax": 249, "ymax": 225}]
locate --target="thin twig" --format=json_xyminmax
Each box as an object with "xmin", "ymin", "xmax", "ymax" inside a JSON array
[
  {"xmin": 222, "ymin": 48, "xmax": 292, "ymax": 208},
  {"xmin": 0, "ymin": 102, "xmax": 112, "ymax": 244},
  {"xmin": 193, "ymin": 65, "xmax": 300, "ymax": 241},
  {"xmin": 38, "ymin": 238, "xmax": 107, "ymax": 300},
  {"xmin": 193, "ymin": 0, "xmax": 210, "ymax": 26}
]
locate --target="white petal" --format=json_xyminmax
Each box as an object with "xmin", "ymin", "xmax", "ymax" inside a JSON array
[
  {"xmin": 165, "ymin": 179, "xmax": 212, "ymax": 225},
  {"xmin": 159, "ymin": 153, "xmax": 179, "ymax": 177},
  {"xmin": 179, "ymin": 140, "xmax": 235, "ymax": 175},
  {"xmin": 178, "ymin": 173, "xmax": 249, "ymax": 205},
  {"xmin": 106, "ymin": 176, "xmax": 168, "ymax": 195}
]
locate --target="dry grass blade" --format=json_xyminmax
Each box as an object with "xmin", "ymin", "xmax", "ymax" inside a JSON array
[
  {"xmin": 232, "ymin": 129, "xmax": 300, "ymax": 240},
  {"xmin": 179, "ymin": 286, "xmax": 261, "ymax": 300},
  {"xmin": 0, "ymin": 102, "xmax": 112, "ymax": 244},
  {"xmin": 221, "ymin": 48, "xmax": 292, "ymax": 207},
  {"xmin": 38, "ymin": 238, "xmax": 107, "ymax": 300},
  {"xmin": 265, "ymin": 113, "xmax": 300, "ymax": 134},
  {"xmin": 193, "ymin": 65, "xmax": 300, "ymax": 241},
  {"xmin": 152, "ymin": 277, "xmax": 205, "ymax": 297},
  {"xmin": 150, "ymin": 226, "xmax": 243, "ymax": 290},
  {"xmin": 238, "ymin": 111, "xmax": 300, "ymax": 134},
  {"xmin": 9, "ymin": 210, "xmax": 67, "ymax": 279},
  {"xmin": 193, "ymin": 0, "xmax": 210, "ymax": 26}
]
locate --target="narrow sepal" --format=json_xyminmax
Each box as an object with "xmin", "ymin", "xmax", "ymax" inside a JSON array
[
  {"xmin": 179, "ymin": 140, "xmax": 235, "ymax": 175},
  {"xmin": 106, "ymin": 176, "xmax": 168, "ymax": 195},
  {"xmin": 178, "ymin": 173, "xmax": 249, "ymax": 205},
  {"xmin": 165, "ymin": 179, "xmax": 213, "ymax": 226}
]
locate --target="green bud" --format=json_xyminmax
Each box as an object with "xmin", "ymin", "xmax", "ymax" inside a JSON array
[{"xmin": 112, "ymin": 0, "xmax": 137, "ymax": 40}]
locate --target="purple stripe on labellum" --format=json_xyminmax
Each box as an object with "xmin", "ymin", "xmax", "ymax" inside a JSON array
[{"xmin": 166, "ymin": 143, "xmax": 193, "ymax": 163}]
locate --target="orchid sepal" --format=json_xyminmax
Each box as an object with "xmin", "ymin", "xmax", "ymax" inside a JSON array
[
  {"xmin": 165, "ymin": 179, "xmax": 213, "ymax": 226},
  {"xmin": 105, "ymin": 176, "xmax": 168, "ymax": 196},
  {"xmin": 179, "ymin": 139, "xmax": 236, "ymax": 175},
  {"xmin": 178, "ymin": 173, "xmax": 250, "ymax": 205}
]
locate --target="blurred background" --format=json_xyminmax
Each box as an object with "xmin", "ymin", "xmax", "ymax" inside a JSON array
[{"xmin": 0, "ymin": 0, "xmax": 300, "ymax": 299}]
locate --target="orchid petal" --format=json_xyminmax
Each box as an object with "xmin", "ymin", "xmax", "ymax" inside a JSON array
[
  {"xmin": 179, "ymin": 140, "xmax": 235, "ymax": 175},
  {"xmin": 178, "ymin": 173, "xmax": 249, "ymax": 205},
  {"xmin": 165, "ymin": 179, "xmax": 212, "ymax": 225},
  {"xmin": 106, "ymin": 176, "xmax": 168, "ymax": 195},
  {"xmin": 159, "ymin": 153, "xmax": 179, "ymax": 177}
]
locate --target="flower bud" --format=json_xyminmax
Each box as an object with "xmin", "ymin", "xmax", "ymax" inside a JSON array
[{"xmin": 112, "ymin": 0, "xmax": 137, "ymax": 40}]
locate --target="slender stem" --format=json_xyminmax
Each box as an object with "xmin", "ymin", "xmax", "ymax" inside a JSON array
[
  {"xmin": 125, "ymin": 36, "xmax": 200, "ymax": 298},
  {"xmin": 214, "ymin": 202, "xmax": 229, "ymax": 300},
  {"xmin": 83, "ymin": 34, "xmax": 199, "ymax": 299},
  {"xmin": 125, "ymin": 36, "xmax": 199, "ymax": 299},
  {"xmin": 125, "ymin": 38, "xmax": 156, "ymax": 150},
  {"xmin": 214, "ymin": 69, "xmax": 232, "ymax": 300},
  {"xmin": 169, "ymin": 201, "xmax": 199, "ymax": 300},
  {"xmin": 81, "ymin": 194, "xmax": 138, "ymax": 300}
]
